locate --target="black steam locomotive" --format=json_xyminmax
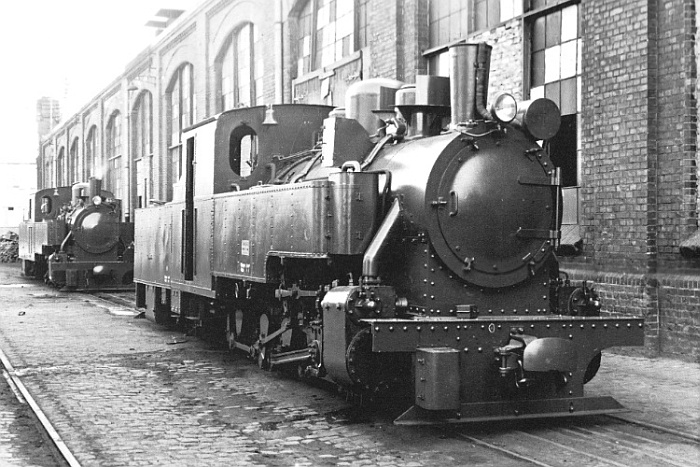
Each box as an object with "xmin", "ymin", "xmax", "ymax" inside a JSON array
[
  {"xmin": 134, "ymin": 42, "xmax": 644, "ymax": 423},
  {"xmin": 19, "ymin": 178, "xmax": 134, "ymax": 291}
]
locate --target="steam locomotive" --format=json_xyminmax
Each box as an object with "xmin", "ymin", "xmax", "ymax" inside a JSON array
[
  {"xmin": 19, "ymin": 178, "xmax": 134, "ymax": 291},
  {"xmin": 134, "ymin": 42, "xmax": 644, "ymax": 423}
]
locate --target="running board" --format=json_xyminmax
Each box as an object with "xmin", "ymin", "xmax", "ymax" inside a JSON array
[{"xmin": 394, "ymin": 396, "xmax": 629, "ymax": 425}]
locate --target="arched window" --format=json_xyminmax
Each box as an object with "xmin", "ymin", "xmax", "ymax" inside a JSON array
[
  {"xmin": 167, "ymin": 63, "xmax": 194, "ymax": 201},
  {"xmin": 85, "ymin": 126, "xmax": 97, "ymax": 181},
  {"xmin": 132, "ymin": 91, "xmax": 153, "ymax": 208},
  {"xmin": 228, "ymin": 125, "xmax": 257, "ymax": 177},
  {"xmin": 56, "ymin": 147, "xmax": 65, "ymax": 187},
  {"xmin": 69, "ymin": 137, "xmax": 80, "ymax": 184},
  {"xmin": 134, "ymin": 91, "xmax": 153, "ymax": 160},
  {"xmin": 43, "ymin": 146, "xmax": 54, "ymax": 190},
  {"xmin": 106, "ymin": 112, "xmax": 122, "ymax": 198},
  {"xmin": 218, "ymin": 23, "xmax": 263, "ymax": 111}
]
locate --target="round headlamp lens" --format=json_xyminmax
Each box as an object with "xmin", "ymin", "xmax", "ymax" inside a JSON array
[{"xmin": 491, "ymin": 93, "xmax": 517, "ymax": 123}]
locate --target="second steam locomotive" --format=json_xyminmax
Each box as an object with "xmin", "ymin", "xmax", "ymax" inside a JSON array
[
  {"xmin": 134, "ymin": 42, "xmax": 644, "ymax": 423},
  {"xmin": 19, "ymin": 178, "xmax": 134, "ymax": 291}
]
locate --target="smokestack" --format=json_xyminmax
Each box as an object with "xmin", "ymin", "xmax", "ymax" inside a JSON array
[
  {"xmin": 449, "ymin": 42, "xmax": 492, "ymax": 126},
  {"xmin": 88, "ymin": 177, "xmax": 102, "ymax": 201}
]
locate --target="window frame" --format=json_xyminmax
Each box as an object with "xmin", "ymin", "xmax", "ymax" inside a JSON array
[
  {"xmin": 69, "ymin": 137, "xmax": 80, "ymax": 184},
  {"xmin": 106, "ymin": 111, "xmax": 122, "ymax": 196},
  {"xmin": 85, "ymin": 126, "xmax": 97, "ymax": 181},
  {"xmin": 167, "ymin": 63, "xmax": 195, "ymax": 200},
  {"xmin": 56, "ymin": 147, "xmax": 65, "ymax": 187},
  {"xmin": 219, "ymin": 23, "xmax": 261, "ymax": 111},
  {"xmin": 294, "ymin": 0, "xmax": 363, "ymax": 79}
]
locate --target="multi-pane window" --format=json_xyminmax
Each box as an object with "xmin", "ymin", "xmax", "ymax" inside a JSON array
[
  {"xmin": 106, "ymin": 112, "xmax": 122, "ymax": 197},
  {"xmin": 428, "ymin": 0, "xmax": 522, "ymax": 46},
  {"xmin": 134, "ymin": 91, "xmax": 153, "ymax": 160},
  {"xmin": 528, "ymin": 2, "xmax": 580, "ymax": 188},
  {"xmin": 85, "ymin": 126, "xmax": 96, "ymax": 181},
  {"xmin": 296, "ymin": 0, "xmax": 356, "ymax": 76},
  {"xmin": 167, "ymin": 64, "xmax": 195, "ymax": 201},
  {"xmin": 43, "ymin": 146, "xmax": 54, "ymax": 189},
  {"xmin": 133, "ymin": 91, "xmax": 153, "ymax": 209},
  {"xmin": 428, "ymin": 0, "xmax": 468, "ymax": 48},
  {"xmin": 220, "ymin": 23, "xmax": 263, "ymax": 110},
  {"xmin": 44, "ymin": 159, "xmax": 52, "ymax": 189},
  {"xmin": 529, "ymin": 4, "xmax": 580, "ymax": 114},
  {"xmin": 356, "ymin": 0, "xmax": 369, "ymax": 49},
  {"xmin": 56, "ymin": 147, "xmax": 65, "ymax": 187},
  {"xmin": 473, "ymin": 0, "xmax": 522, "ymax": 31},
  {"xmin": 69, "ymin": 137, "xmax": 80, "ymax": 184},
  {"xmin": 427, "ymin": 0, "xmax": 523, "ymax": 75}
]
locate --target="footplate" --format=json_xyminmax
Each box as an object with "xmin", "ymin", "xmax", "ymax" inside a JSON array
[
  {"xmin": 363, "ymin": 315, "xmax": 645, "ymax": 352},
  {"xmin": 395, "ymin": 396, "xmax": 628, "ymax": 425},
  {"xmin": 362, "ymin": 315, "xmax": 644, "ymax": 425}
]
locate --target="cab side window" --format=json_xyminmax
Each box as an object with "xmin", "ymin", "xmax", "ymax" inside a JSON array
[{"xmin": 229, "ymin": 125, "xmax": 258, "ymax": 178}]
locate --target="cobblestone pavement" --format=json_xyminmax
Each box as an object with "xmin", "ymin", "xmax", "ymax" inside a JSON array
[
  {"xmin": 0, "ymin": 262, "xmax": 698, "ymax": 466},
  {"xmin": 586, "ymin": 350, "xmax": 700, "ymax": 438},
  {"xmin": 0, "ymin": 264, "xmax": 526, "ymax": 467}
]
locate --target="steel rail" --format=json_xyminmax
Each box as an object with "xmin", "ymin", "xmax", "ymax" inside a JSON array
[
  {"xmin": 0, "ymin": 346, "xmax": 82, "ymax": 467},
  {"xmin": 515, "ymin": 429, "xmax": 640, "ymax": 467},
  {"xmin": 604, "ymin": 413, "xmax": 700, "ymax": 443},
  {"xmin": 460, "ymin": 416, "xmax": 698, "ymax": 467},
  {"xmin": 458, "ymin": 433, "xmax": 554, "ymax": 467},
  {"xmin": 562, "ymin": 425, "xmax": 689, "ymax": 467}
]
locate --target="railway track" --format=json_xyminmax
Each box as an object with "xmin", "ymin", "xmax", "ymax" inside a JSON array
[
  {"xmin": 457, "ymin": 415, "xmax": 699, "ymax": 467},
  {"xmin": 0, "ymin": 346, "xmax": 80, "ymax": 467}
]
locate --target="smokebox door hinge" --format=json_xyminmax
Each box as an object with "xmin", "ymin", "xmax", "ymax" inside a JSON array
[
  {"xmin": 516, "ymin": 228, "xmax": 560, "ymax": 240},
  {"xmin": 518, "ymin": 170, "xmax": 561, "ymax": 187}
]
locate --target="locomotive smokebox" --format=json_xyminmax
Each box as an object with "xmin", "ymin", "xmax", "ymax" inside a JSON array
[{"xmin": 450, "ymin": 42, "xmax": 492, "ymax": 125}]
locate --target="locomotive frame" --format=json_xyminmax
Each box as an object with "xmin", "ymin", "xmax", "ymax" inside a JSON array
[{"xmin": 134, "ymin": 42, "xmax": 644, "ymax": 424}]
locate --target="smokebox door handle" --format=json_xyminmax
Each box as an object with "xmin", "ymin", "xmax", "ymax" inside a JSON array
[{"xmin": 449, "ymin": 191, "xmax": 458, "ymax": 217}]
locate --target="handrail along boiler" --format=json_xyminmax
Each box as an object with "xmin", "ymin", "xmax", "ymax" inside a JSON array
[{"xmin": 134, "ymin": 42, "xmax": 644, "ymax": 423}]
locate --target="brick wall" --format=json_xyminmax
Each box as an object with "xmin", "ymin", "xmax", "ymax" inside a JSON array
[
  {"xmin": 367, "ymin": 0, "xmax": 400, "ymax": 79},
  {"xmin": 471, "ymin": 19, "xmax": 524, "ymax": 102},
  {"xmin": 579, "ymin": 0, "xmax": 652, "ymax": 271},
  {"xmin": 561, "ymin": 0, "xmax": 699, "ymax": 360},
  {"xmin": 401, "ymin": 0, "xmax": 429, "ymax": 82},
  {"xmin": 656, "ymin": 0, "xmax": 698, "ymax": 268}
]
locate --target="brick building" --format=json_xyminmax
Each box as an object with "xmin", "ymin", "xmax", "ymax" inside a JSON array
[{"xmin": 36, "ymin": 0, "xmax": 699, "ymax": 360}]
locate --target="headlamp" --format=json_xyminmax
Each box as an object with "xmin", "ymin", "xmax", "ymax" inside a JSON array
[{"xmin": 490, "ymin": 92, "xmax": 518, "ymax": 123}]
